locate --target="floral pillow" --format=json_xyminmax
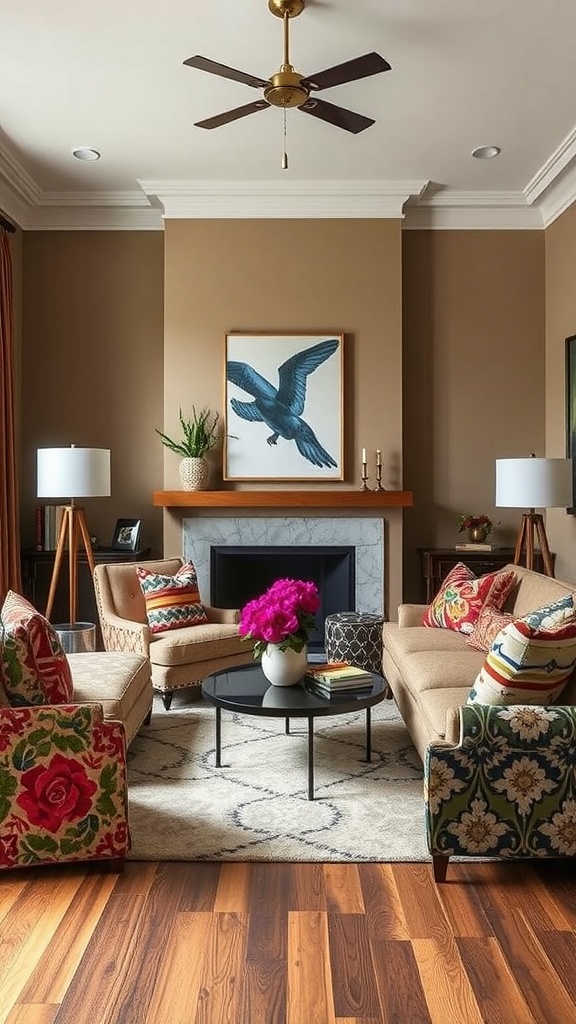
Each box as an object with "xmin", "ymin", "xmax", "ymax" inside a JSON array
[
  {"xmin": 469, "ymin": 599, "xmax": 576, "ymax": 705},
  {"xmin": 137, "ymin": 561, "xmax": 208, "ymax": 635},
  {"xmin": 0, "ymin": 591, "xmax": 74, "ymax": 706},
  {"xmin": 422, "ymin": 563, "xmax": 517, "ymax": 635},
  {"xmin": 465, "ymin": 602, "xmax": 515, "ymax": 652}
]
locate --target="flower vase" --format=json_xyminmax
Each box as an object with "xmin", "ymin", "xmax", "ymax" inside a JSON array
[
  {"xmin": 261, "ymin": 643, "xmax": 308, "ymax": 687},
  {"xmin": 468, "ymin": 526, "xmax": 488, "ymax": 544}
]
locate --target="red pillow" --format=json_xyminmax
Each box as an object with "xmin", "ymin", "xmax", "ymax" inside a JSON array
[
  {"xmin": 422, "ymin": 563, "xmax": 517, "ymax": 635},
  {"xmin": 0, "ymin": 591, "xmax": 74, "ymax": 706},
  {"xmin": 465, "ymin": 602, "xmax": 515, "ymax": 652}
]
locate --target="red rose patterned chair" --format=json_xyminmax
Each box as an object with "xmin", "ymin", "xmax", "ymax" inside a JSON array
[{"xmin": 0, "ymin": 591, "xmax": 130, "ymax": 870}]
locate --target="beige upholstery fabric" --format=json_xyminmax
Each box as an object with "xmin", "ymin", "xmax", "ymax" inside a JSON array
[
  {"xmin": 94, "ymin": 557, "xmax": 253, "ymax": 703},
  {"xmin": 68, "ymin": 651, "xmax": 153, "ymax": 747},
  {"xmin": 383, "ymin": 564, "xmax": 576, "ymax": 762}
]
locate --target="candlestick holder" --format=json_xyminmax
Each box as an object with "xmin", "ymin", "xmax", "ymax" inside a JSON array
[
  {"xmin": 373, "ymin": 464, "xmax": 386, "ymax": 491},
  {"xmin": 361, "ymin": 464, "xmax": 370, "ymax": 491}
]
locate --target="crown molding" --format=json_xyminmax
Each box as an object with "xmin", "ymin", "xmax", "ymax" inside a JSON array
[
  {"xmin": 139, "ymin": 179, "xmax": 429, "ymax": 219},
  {"xmin": 403, "ymin": 189, "xmax": 544, "ymax": 230}
]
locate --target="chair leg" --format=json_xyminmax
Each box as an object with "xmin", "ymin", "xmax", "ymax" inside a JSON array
[
  {"xmin": 162, "ymin": 691, "xmax": 174, "ymax": 711},
  {"xmin": 143, "ymin": 709, "xmax": 152, "ymax": 726},
  {"xmin": 432, "ymin": 855, "xmax": 449, "ymax": 883}
]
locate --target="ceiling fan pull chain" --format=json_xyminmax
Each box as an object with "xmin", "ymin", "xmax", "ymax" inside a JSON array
[{"xmin": 282, "ymin": 108, "xmax": 288, "ymax": 169}]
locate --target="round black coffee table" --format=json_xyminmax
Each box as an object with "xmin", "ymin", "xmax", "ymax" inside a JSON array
[{"xmin": 202, "ymin": 662, "xmax": 387, "ymax": 800}]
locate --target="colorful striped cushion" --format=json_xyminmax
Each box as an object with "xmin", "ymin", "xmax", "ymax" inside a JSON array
[
  {"xmin": 137, "ymin": 561, "xmax": 207, "ymax": 635},
  {"xmin": 469, "ymin": 594, "xmax": 576, "ymax": 705},
  {"xmin": 422, "ymin": 563, "xmax": 517, "ymax": 635}
]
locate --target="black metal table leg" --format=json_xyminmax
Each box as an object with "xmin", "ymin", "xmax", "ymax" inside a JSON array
[
  {"xmin": 285, "ymin": 717, "xmax": 290, "ymax": 734},
  {"xmin": 365, "ymin": 705, "xmax": 372, "ymax": 762},
  {"xmin": 308, "ymin": 716, "xmax": 314, "ymax": 800},
  {"xmin": 215, "ymin": 706, "xmax": 221, "ymax": 767}
]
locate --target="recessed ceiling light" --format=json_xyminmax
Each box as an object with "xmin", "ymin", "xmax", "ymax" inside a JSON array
[
  {"xmin": 472, "ymin": 145, "xmax": 501, "ymax": 160},
  {"xmin": 72, "ymin": 148, "xmax": 101, "ymax": 161}
]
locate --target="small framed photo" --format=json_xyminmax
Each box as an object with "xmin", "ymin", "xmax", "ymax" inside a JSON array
[
  {"xmin": 112, "ymin": 518, "xmax": 142, "ymax": 551},
  {"xmin": 224, "ymin": 331, "xmax": 344, "ymax": 481}
]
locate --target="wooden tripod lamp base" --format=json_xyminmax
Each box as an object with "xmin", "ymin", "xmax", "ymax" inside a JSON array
[
  {"xmin": 45, "ymin": 504, "xmax": 97, "ymax": 623},
  {"xmin": 513, "ymin": 512, "xmax": 555, "ymax": 577}
]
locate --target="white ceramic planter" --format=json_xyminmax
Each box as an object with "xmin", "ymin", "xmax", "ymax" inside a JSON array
[{"xmin": 261, "ymin": 643, "xmax": 308, "ymax": 687}]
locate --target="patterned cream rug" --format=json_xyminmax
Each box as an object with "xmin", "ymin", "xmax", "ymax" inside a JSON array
[{"xmin": 126, "ymin": 692, "xmax": 429, "ymax": 861}]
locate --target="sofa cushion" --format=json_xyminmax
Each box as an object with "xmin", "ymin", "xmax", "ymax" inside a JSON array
[
  {"xmin": 68, "ymin": 651, "xmax": 152, "ymax": 747},
  {"xmin": 422, "ymin": 563, "xmax": 517, "ymax": 635},
  {"xmin": 0, "ymin": 591, "xmax": 73, "ymax": 706},
  {"xmin": 137, "ymin": 561, "xmax": 208, "ymax": 634},
  {"xmin": 469, "ymin": 598, "xmax": 576, "ymax": 705},
  {"xmin": 465, "ymin": 602, "xmax": 515, "ymax": 652}
]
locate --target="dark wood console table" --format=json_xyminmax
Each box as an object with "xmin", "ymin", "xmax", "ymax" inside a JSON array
[{"xmin": 418, "ymin": 547, "xmax": 553, "ymax": 603}]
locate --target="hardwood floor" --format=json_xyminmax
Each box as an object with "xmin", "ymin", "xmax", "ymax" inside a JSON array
[{"xmin": 1, "ymin": 859, "xmax": 575, "ymax": 1023}]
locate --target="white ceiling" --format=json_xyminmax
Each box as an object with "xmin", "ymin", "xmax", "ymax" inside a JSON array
[{"xmin": 2, "ymin": 0, "xmax": 576, "ymax": 230}]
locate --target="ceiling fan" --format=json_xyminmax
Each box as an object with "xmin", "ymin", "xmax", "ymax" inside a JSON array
[{"xmin": 183, "ymin": 0, "xmax": 391, "ymax": 136}]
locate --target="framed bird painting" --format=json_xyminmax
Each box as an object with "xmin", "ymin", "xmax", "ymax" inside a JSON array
[{"xmin": 224, "ymin": 332, "xmax": 344, "ymax": 481}]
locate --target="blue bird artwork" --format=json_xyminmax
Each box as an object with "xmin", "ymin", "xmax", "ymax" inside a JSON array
[{"xmin": 227, "ymin": 338, "xmax": 340, "ymax": 470}]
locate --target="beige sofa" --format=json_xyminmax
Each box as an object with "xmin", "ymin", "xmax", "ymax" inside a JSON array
[{"xmin": 383, "ymin": 563, "xmax": 576, "ymax": 762}]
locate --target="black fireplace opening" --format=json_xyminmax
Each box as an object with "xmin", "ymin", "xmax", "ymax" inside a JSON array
[{"xmin": 210, "ymin": 545, "xmax": 355, "ymax": 652}]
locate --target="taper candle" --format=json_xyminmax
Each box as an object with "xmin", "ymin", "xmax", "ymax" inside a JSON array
[
  {"xmin": 376, "ymin": 449, "xmax": 382, "ymax": 467},
  {"xmin": 362, "ymin": 448, "xmax": 367, "ymax": 463}
]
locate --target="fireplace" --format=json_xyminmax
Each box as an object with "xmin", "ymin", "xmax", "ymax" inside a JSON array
[{"xmin": 210, "ymin": 545, "xmax": 355, "ymax": 651}]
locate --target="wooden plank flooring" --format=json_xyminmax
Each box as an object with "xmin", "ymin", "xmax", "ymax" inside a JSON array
[{"xmin": 0, "ymin": 859, "xmax": 575, "ymax": 1023}]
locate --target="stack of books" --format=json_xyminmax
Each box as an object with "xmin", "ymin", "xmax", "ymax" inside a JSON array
[{"xmin": 305, "ymin": 662, "xmax": 374, "ymax": 698}]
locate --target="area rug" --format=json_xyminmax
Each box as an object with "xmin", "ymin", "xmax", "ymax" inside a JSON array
[{"xmin": 126, "ymin": 693, "xmax": 429, "ymax": 861}]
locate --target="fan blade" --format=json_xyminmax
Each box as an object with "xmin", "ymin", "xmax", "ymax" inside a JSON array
[
  {"xmin": 300, "ymin": 52, "xmax": 391, "ymax": 92},
  {"xmin": 299, "ymin": 97, "xmax": 374, "ymax": 134},
  {"xmin": 194, "ymin": 100, "xmax": 271, "ymax": 130},
  {"xmin": 183, "ymin": 55, "xmax": 270, "ymax": 90}
]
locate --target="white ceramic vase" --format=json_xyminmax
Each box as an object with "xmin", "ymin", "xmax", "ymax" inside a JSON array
[
  {"xmin": 261, "ymin": 642, "xmax": 308, "ymax": 687},
  {"xmin": 179, "ymin": 456, "xmax": 208, "ymax": 491}
]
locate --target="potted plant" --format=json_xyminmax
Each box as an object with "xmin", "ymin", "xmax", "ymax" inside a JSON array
[
  {"xmin": 156, "ymin": 407, "xmax": 220, "ymax": 491},
  {"xmin": 457, "ymin": 513, "xmax": 493, "ymax": 544}
]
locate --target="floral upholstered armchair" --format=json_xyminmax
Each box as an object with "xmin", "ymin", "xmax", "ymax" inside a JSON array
[
  {"xmin": 0, "ymin": 703, "xmax": 130, "ymax": 870},
  {"xmin": 424, "ymin": 703, "xmax": 576, "ymax": 882}
]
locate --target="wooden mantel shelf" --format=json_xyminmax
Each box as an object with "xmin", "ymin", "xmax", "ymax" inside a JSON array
[{"xmin": 153, "ymin": 490, "xmax": 413, "ymax": 509}]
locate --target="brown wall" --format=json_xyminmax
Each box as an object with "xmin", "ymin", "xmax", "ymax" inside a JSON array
[
  {"xmin": 162, "ymin": 219, "xmax": 405, "ymax": 614},
  {"xmin": 19, "ymin": 232, "xmax": 165, "ymax": 556},
  {"xmin": 402, "ymin": 229, "xmax": 546, "ymax": 600},
  {"xmin": 545, "ymin": 203, "xmax": 576, "ymax": 581}
]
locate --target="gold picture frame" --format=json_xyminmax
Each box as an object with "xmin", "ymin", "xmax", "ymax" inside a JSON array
[{"xmin": 224, "ymin": 332, "xmax": 344, "ymax": 482}]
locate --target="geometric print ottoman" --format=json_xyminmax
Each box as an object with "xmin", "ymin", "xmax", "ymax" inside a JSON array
[{"xmin": 324, "ymin": 611, "xmax": 385, "ymax": 676}]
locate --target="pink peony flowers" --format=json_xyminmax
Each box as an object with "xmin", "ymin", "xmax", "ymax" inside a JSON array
[{"xmin": 239, "ymin": 578, "xmax": 320, "ymax": 657}]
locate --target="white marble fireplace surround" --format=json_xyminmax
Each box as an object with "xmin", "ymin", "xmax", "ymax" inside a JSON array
[{"xmin": 183, "ymin": 517, "xmax": 384, "ymax": 614}]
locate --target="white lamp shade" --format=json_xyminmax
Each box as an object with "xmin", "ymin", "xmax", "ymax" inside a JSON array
[
  {"xmin": 37, "ymin": 447, "xmax": 111, "ymax": 499},
  {"xmin": 495, "ymin": 457, "xmax": 573, "ymax": 509}
]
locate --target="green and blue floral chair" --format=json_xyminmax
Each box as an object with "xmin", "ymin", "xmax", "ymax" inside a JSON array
[
  {"xmin": 0, "ymin": 703, "xmax": 129, "ymax": 870},
  {"xmin": 424, "ymin": 703, "xmax": 576, "ymax": 881}
]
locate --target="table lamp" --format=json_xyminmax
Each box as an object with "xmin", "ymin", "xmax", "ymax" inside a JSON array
[
  {"xmin": 495, "ymin": 455, "xmax": 572, "ymax": 576},
  {"xmin": 37, "ymin": 445, "xmax": 111, "ymax": 622}
]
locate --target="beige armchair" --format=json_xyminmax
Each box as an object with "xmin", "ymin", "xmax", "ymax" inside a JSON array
[{"xmin": 93, "ymin": 557, "xmax": 253, "ymax": 709}]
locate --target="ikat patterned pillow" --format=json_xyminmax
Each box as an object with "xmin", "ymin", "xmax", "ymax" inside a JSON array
[
  {"xmin": 422, "ymin": 563, "xmax": 518, "ymax": 635},
  {"xmin": 469, "ymin": 595, "xmax": 576, "ymax": 705},
  {"xmin": 137, "ymin": 560, "xmax": 208, "ymax": 634},
  {"xmin": 0, "ymin": 591, "xmax": 74, "ymax": 706}
]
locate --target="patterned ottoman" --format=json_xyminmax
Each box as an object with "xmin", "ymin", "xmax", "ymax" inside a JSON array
[{"xmin": 324, "ymin": 611, "xmax": 385, "ymax": 676}]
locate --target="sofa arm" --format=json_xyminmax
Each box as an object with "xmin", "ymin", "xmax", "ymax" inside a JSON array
[
  {"xmin": 424, "ymin": 704, "xmax": 576, "ymax": 881},
  {"xmin": 397, "ymin": 604, "xmax": 428, "ymax": 627},
  {"xmin": 204, "ymin": 606, "xmax": 240, "ymax": 625},
  {"xmin": 0, "ymin": 703, "xmax": 130, "ymax": 870},
  {"xmin": 100, "ymin": 614, "xmax": 151, "ymax": 655}
]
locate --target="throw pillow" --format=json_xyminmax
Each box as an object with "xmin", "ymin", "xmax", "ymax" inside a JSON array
[
  {"xmin": 468, "ymin": 602, "xmax": 576, "ymax": 705},
  {"xmin": 137, "ymin": 561, "xmax": 208, "ymax": 635},
  {"xmin": 422, "ymin": 564, "xmax": 517, "ymax": 635},
  {"xmin": 0, "ymin": 591, "xmax": 74, "ymax": 706},
  {"xmin": 465, "ymin": 602, "xmax": 515, "ymax": 652}
]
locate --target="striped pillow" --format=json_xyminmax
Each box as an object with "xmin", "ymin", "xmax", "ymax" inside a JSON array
[
  {"xmin": 137, "ymin": 561, "xmax": 207, "ymax": 635},
  {"xmin": 469, "ymin": 596, "xmax": 576, "ymax": 705}
]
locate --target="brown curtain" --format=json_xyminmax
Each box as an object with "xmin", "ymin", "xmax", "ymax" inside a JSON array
[{"xmin": 0, "ymin": 228, "xmax": 21, "ymax": 601}]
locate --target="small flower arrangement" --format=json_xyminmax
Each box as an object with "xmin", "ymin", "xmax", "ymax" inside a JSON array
[
  {"xmin": 239, "ymin": 578, "xmax": 320, "ymax": 657},
  {"xmin": 458, "ymin": 513, "xmax": 493, "ymax": 535}
]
